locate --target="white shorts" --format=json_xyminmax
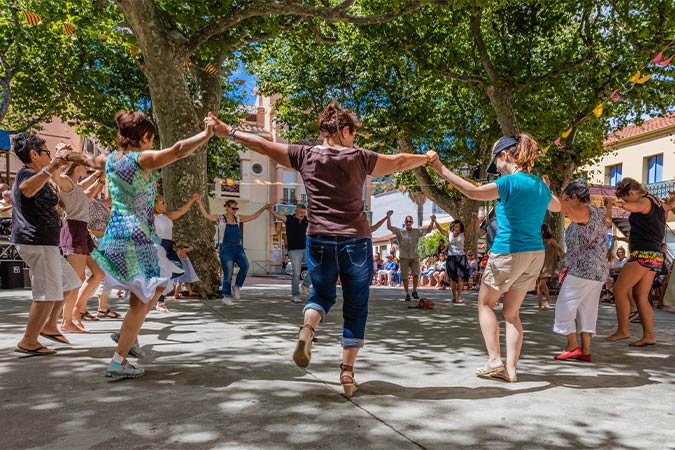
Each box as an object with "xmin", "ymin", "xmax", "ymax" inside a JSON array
[
  {"xmin": 554, "ymin": 274, "xmax": 604, "ymax": 335},
  {"xmin": 17, "ymin": 244, "xmax": 82, "ymax": 301}
]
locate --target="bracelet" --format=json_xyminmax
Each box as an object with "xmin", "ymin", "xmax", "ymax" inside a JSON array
[
  {"xmin": 229, "ymin": 129, "xmax": 238, "ymax": 141},
  {"xmin": 41, "ymin": 167, "xmax": 53, "ymax": 177}
]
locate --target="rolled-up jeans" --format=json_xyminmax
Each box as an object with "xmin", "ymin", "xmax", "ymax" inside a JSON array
[
  {"xmin": 288, "ymin": 248, "xmax": 311, "ymax": 296},
  {"xmin": 219, "ymin": 244, "xmax": 249, "ymax": 296},
  {"xmin": 303, "ymin": 235, "xmax": 373, "ymax": 348}
]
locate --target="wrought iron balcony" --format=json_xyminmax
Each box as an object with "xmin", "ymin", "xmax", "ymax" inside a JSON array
[{"xmin": 646, "ymin": 180, "xmax": 675, "ymax": 198}]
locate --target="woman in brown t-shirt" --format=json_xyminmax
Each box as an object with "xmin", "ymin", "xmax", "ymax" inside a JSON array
[{"xmin": 207, "ymin": 103, "xmax": 437, "ymax": 397}]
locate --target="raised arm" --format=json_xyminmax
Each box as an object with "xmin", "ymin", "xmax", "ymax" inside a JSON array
[
  {"xmin": 240, "ymin": 204, "xmax": 269, "ymax": 223},
  {"xmin": 209, "ymin": 112, "xmax": 292, "ymax": 168},
  {"xmin": 58, "ymin": 149, "xmax": 106, "ymax": 172},
  {"xmin": 429, "ymin": 158, "xmax": 499, "ymax": 201},
  {"xmin": 371, "ymin": 150, "xmax": 437, "ymax": 177},
  {"xmin": 541, "ymin": 175, "xmax": 561, "ymax": 212},
  {"xmin": 427, "ymin": 215, "xmax": 437, "ymax": 234},
  {"xmin": 166, "ymin": 193, "xmax": 200, "ymax": 221},
  {"xmin": 138, "ymin": 121, "xmax": 214, "ymax": 171},
  {"xmin": 370, "ymin": 214, "xmax": 388, "ymax": 233},
  {"xmin": 19, "ymin": 156, "xmax": 68, "ymax": 198},
  {"xmin": 434, "ymin": 218, "xmax": 449, "ymax": 237},
  {"xmin": 196, "ymin": 197, "xmax": 219, "ymax": 222},
  {"xmin": 385, "ymin": 210, "xmax": 395, "ymax": 232},
  {"xmin": 78, "ymin": 169, "xmax": 104, "ymax": 189},
  {"xmin": 268, "ymin": 205, "xmax": 287, "ymax": 223}
]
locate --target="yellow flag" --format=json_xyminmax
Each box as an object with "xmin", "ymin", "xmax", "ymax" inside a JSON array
[
  {"xmin": 98, "ymin": 33, "xmax": 108, "ymax": 40},
  {"xmin": 629, "ymin": 71, "xmax": 652, "ymax": 84},
  {"xmin": 184, "ymin": 59, "xmax": 192, "ymax": 68},
  {"xmin": 22, "ymin": 10, "xmax": 42, "ymax": 26},
  {"xmin": 447, "ymin": 184, "xmax": 454, "ymax": 190},
  {"xmin": 226, "ymin": 178, "xmax": 234, "ymax": 186},
  {"xmin": 562, "ymin": 128, "xmax": 573, "ymax": 138},
  {"xmin": 542, "ymin": 145, "xmax": 551, "ymax": 154},
  {"xmin": 130, "ymin": 45, "xmax": 138, "ymax": 57},
  {"xmin": 62, "ymin": 23, "xmax": 74, "ymax": 36},
  {"xmin": 203, "ymin": 63, "xmax": 218, "ymax": 76},
  {"xmin": 592, "ymin": 103, "xmax": 603, "ymax": 118}
]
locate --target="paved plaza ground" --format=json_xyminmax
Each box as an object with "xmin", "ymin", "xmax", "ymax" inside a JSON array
[{"xmin": 1, "ymin": 278, "xmax": 674, "ymax": 450}]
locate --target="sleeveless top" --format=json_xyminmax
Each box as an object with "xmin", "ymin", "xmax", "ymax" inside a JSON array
[
  {"xmin": 60, "ymin": 177, "xmax": 90, "ymax": 222},
  {"xmin": 447, "ymin": 233, "xmax": 465, "ymax": 256},
  {"xmin": 564, "ymin": 205, "xmax": 609, "ymax": 282},
  {"xmin": 629, "ymin": 195, "xmax": 665, "ymax": 253},
  {"xmin": 154, "ymin": 214, "xmax": 174, "ymax": 241}
]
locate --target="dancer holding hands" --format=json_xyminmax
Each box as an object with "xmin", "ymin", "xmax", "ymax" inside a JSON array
[
  {"xmin": 206, "ymin": 102, "xmax": 437, "ymax": 396},
  {"xmin": 429, "ymin": 135, "xmax": 555, "ymax": 382}
]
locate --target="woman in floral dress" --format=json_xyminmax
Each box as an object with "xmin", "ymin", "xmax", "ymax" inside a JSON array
[{"xmin": 60, "ymin": 111, "xmax": 215, "ymax": 379}]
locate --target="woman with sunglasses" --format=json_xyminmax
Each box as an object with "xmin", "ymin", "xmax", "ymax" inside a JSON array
[
  {"xmin": 205, "ymin": 102, "xmax": 437, "ymax": 396},
  {"xmin": 196, "ymin": 197, "xmax": 269, "ymax": 305},
  {"xmin": 605, "ymin": 178, "xmax": 675, "ymax": 346}
]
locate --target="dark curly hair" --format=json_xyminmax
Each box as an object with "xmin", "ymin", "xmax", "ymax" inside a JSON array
[
  {"xmin": 318, "ymin": 101, "xmax": 360, "ymax": 138},
  {"xmin": 614, "ymin": 177, "xmax": 647, "ymax": 199},
  {"xmin": 451, "ymin": 220, "xmax": 465, "ymax": 233},
  {"xmin": 562, "ymin": 179, "xmax": 591, "ymax": 203},
  {"xmin": 12, "ymin": 132, "xmax": 46, "ymax": 164},
  {"xmin": 115, "ymin": 111, "xmax": 156, "ymax": 150}
]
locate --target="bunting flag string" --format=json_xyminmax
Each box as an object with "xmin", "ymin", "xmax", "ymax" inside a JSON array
[
  {"xmin": 539, "ymin": 36, "xmax": 675, "ymax": 158},
  {"xmin": 203, "ymin": 63, "xmax": 219, "ymax": 76},
  {"xmin": 21, "ymin": 10, "xmax": 41, "ymax": 26},
  {"xmin": 62, "ymin": 22, "xmax": 74, "ymax": 36}
]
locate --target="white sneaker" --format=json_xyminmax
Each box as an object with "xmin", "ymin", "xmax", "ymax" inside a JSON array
[
  {"xmin": 232, "ymin": 286, "xmax": 241, "ymax": 300},
  {"xmin": 300, "ymin": 285, "xmax": 311, "ymax": 295},
  {"xmin": 221, "ymin": 297, "xmax": 234, "ymax": 306},
  {"xmin": 291, "ymin": 295, "xmax": 303, "ymax": 303}
]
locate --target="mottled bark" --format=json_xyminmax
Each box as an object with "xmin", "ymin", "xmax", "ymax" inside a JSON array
[{"xmin": 116, "ymin": 0, "xmax": 221, "ymax": 295}]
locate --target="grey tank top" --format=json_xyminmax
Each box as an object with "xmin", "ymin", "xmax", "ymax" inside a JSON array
[{"xmin": 60, "ymin": 178, "xmax": 90, "ymax": 222}]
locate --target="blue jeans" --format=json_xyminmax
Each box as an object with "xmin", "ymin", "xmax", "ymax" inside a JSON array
[
  {"xmin": 219, "ymin": 244, "xmax": 249, "ymax": 296},
  {"xmin": 288, "ymin": 248, "xmax": 311, "ymax": 296},
  {"xmin": 303, "ymin": 235, "xmax": 373, "ymax": 348}
]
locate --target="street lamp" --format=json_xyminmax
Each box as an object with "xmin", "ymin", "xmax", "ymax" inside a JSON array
[{"xmin": 459, "ymin": 163, "xmax": 471, "ymax": 178}]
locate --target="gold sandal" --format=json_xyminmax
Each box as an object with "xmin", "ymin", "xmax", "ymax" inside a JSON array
[
  {"xmin": 340, "ymin": 363, "xmax": 358, "ymax": 397},
  {"xmin": 293, "ymin": 324, "xmax": 317, "ymax": 368}
]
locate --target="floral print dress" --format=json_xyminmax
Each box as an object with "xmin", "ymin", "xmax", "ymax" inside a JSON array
[{"xmin": 93, "ymin": 152, "xmax": 180, "ymax": 302}]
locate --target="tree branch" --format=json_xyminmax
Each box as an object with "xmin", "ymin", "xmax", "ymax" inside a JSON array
[
  {"xmin": 469, "ymin": 8, "xmax": 500, "ymax": 83},
  {"xmin": 440, "ymin": 70, "xmax": 486, "ymax": 84},
  {"xmin": 186, "ymin": 1, "xmax": 437, "ymax": 52},
  {"xmin": 306, "ymin": 18, "xmax": 337, "ymax": 44},
  {"xmin": 514, "ymin": 53, "xmax": 594, "ymax": 88}
]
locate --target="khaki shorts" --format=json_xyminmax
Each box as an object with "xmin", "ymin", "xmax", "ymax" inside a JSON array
[
  {"xmin": 482, "ymin": 251, "xmax": 545, "ymax": 293},
  {"xmin": 17, "ymin": 244, "xmax": 82, "ymax": 301},
  {"xmin": 399, "ymin": 258, "xmax": 420, "ymax": 280}
]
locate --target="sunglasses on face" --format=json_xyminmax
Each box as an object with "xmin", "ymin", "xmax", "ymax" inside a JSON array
[
  {"xmin": 38, "ymin": 148, "xmax": 51, "ymax": 157},
  {"xmin": 229, "ymin": 206, "xmax": 239, "ymax": 211}
]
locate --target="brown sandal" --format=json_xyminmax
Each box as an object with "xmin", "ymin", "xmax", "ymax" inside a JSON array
[
  {"xmin": 80, "ymin": 311, "xmax": 100, "ymax": 321},
  {"xmin": 340, "ymin": 363, "xmax": 358, "ymax": 397},
  {"xmin": 293, "ymin": 324, "xmax": 317, "ymax": 368},
  {"xmin": 97, "ymin": 309, "xmax": 120, "ymax": 319}
]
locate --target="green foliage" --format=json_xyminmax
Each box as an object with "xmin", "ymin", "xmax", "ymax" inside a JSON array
[{"xmin": 418, "ymin": 229, "xmax": 447, "ymax": 257}]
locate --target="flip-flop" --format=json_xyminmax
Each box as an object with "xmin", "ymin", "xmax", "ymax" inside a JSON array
[
  {"xmin": 15, "ymin": 345, "xmax": 56, "ymax": 356},
  {"xmin": 39, "ymin": 333, "xmax": 70, "ymax": 344},
  {"xmin": 475, "ymin": 365, "xmax": 505, "ymax": 377}
]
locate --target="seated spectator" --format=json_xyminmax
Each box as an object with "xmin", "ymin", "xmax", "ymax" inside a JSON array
[
  {"xmin": 604, "ymin": 247, "xmax": 628, "ymax": 302},
  {"xmin": 377, "ymin": 254, "xmax": 399, "ymax": 286},
  {"xmin": 433, "ymin": 253, "xmax": 448, "ymax": 289},
  {"xmin": 0, "ymin": 190, "xmax": 12, "ymax": 218},
  {"xmin": 466, "ymin": 250, "xmax": 478, "ymax": 288},
  {"xmin": 372, "ymin": 253, "xmax": 385, "ymax": 285},
  {"xmin": 419, "ymin": 255, "xmax": 438, "ymax": 286}
]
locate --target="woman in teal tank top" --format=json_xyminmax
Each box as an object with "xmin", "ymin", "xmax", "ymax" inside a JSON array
[{"xmin": 429, "ymin": 134, "xmax": 557, "ymax": 383}]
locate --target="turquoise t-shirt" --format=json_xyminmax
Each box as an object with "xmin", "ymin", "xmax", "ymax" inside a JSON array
[{"xmin": 490, "ymin": 172, "xmax": 551, "ymax": 254}]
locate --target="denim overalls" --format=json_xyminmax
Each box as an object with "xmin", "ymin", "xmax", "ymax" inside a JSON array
[{"xmin": 218, "ymin": 215, "xmax": 249, "ymax": 296}]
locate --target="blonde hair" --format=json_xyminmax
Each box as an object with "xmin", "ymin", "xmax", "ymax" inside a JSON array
[
  {"xmin": 507, "ymin": 133, "xmax": 540, "ymax": 174},
  {"xmin": 153, "ymin": 194, "xmax": 165, "ymax": 214}
]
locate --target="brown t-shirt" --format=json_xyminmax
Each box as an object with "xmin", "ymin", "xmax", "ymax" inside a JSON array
[{"xmin": 288, "ymin": 144, "xmax": 379, "ymax": 238}]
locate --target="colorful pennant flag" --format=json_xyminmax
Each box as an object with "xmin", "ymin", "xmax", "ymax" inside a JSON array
[
  {"xmin": 62, "ymin": 23, "xmax": 74, "ymax": 36},
  {"xmin": 130, "ymin": 45, "xmax": 138, "ymax": 57},
  {"xmin": 22, "ymin": 10, "xmax": 42, "ymax": 26},
  {"xmin": 592, "ymin": 103, "xmax": 603, "ymax": 118},
  {"xmin": 98, "ymin": 33, "xmax": 108, "ymax": 40},
  {"xmin": 652, "ymin": 51, "xmax": 674, "ymax": 67},
  {"xmin": 561, "ymin": 128, "xmax": 573, "ymax": 138},
  {"xmin": 610, "ymin": 89, "xmax": 621, "ymax": 102},
  {"xmin": 203, "ymin": 63, "xmax": 219, "ymax": 76},
  {"xmin": 554, "ymin": 137, "xmax": 566, "ymax": 148},
  {"xmin": 542, "ymin": 145, "xmax": 551, "ymax": 154},
  {"xmin": 184, "ymin": 58, "xmax": 192, "ymax": 68},
  {"xmin": 629, "ymin": 71, "xmax": 652, "ymax": 84}
]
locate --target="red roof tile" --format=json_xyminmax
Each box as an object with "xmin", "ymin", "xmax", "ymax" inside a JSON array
[{"xmin": 604, "ymin": 113, "xmax": 675, "ymax": 145}]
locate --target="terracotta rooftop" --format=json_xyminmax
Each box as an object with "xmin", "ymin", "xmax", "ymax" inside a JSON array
[{"xmin": 604, "ymin": 113, "xmax": 675, "ymax": 146}]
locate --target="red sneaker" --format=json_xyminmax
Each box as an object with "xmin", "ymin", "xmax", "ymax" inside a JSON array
[{"xmin": 554, "ymin": 347, "xmax": 582, "ymax": 360}]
